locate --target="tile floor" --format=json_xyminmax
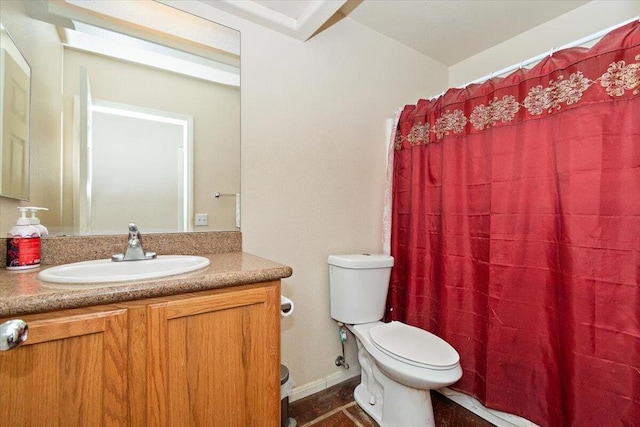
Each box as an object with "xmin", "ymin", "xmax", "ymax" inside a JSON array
[{"xmin": 288, "ymin": 376, "xmax": 496, "ymax": 427}]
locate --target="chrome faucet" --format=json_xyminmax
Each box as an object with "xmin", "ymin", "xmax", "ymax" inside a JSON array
[{"xmin": 112, "ymin": 223, "xmax": 157, "ymax": 262}]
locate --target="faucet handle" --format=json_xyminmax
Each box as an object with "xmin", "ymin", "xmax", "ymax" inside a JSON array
[
  {"xmin": 128, "ymin": 223, "xmax": 140, "ymax": 239},
  {"xmin": 112, "ymin": 223, "xmax": 156, "ymax": 261}
]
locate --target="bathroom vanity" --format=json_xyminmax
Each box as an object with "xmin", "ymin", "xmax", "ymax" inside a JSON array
[{"xmin": 0, "ymin": 239, "xmax": 292, "ymax": 427}]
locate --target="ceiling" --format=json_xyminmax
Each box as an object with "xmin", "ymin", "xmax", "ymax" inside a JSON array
[{"xmin": 200, "ymin": 0, "xmax": 591, "ymax": 66}]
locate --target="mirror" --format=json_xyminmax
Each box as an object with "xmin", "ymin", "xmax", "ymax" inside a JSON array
[
  {"xmin": 0, "ymin": 24, "xmax": 31, "ymax": 201},
  {"xmin": 0, "ymin": 0, "xmax": 240, "ymax": 235}
]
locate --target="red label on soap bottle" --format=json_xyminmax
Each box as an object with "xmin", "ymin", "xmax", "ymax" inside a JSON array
[{"xmin": 6, "ymin": 237, "xmax": 41, "ymax": 270}]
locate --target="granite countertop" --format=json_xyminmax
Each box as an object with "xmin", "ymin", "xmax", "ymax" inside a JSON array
[{"xmin": 0, "ymin": 252, "xmax": 292, "ymax": 317}]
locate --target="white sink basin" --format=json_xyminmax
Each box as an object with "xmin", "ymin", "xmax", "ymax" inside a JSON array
[{"xmin": 37, "ymin": 255, "xmax": 210, "ymax": 284}]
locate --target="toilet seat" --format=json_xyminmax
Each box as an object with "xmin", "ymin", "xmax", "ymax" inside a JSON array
[{"xmin": 369, "ymin": 321, "xmax": 459, "ymax": 370}]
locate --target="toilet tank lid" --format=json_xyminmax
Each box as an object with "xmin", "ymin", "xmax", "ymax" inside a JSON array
[{"xmin": 328, "ymin": 254, "xmax": 394, "ymax": 269}]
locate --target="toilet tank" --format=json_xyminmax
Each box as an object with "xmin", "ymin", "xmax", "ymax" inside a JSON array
[{"xmin": 328, "ymin": 254, "xmax": 394, "ymax": 324}]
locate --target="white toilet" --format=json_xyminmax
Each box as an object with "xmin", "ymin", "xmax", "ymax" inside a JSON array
[{"xmin": 328, "ymin": 254, "xmax": 462, "ymax": 427}]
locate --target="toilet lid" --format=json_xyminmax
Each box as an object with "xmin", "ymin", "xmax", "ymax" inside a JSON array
[{"xmin": 369, "ymin": 322, "xmax": 459, "ymax": 370}]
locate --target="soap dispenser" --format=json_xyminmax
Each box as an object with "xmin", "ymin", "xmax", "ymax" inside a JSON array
[
  {"xmin": 6, "ymin": 207, "xmax": 41, "ymax": 270},
  {"xmin": 26, "ymin": 207, "xmax": 49, "ymax": 237}
]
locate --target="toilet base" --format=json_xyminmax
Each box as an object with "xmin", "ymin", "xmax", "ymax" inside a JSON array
[
  {"xmin": 353, "ymin": 371, "xmax": 436, "ymax": 427},
  {"xmin": 354, "ymin": 383, "xmax": 382, "ymax": 423},
  {"xmin": 348, "ymin": 322, "xmax": 449, "ymax": 427},
  {"xmin": 353, "ymin": 348, "xmax": 436, "ymax": 427}
]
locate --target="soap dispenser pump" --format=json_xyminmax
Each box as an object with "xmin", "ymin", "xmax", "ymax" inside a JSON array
[
  {"xmin": 26, "ymin": 207, "xmax": 49, "ymax": 237},
  {"xmin": 6, "ymin": 207, "xmax": 41, "ymax": 270}
]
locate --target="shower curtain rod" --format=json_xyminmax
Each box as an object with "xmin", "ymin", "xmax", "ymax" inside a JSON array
[
  {"xmin": 460, "ymin": 16, "xmax": 639, "ymax": 89},
  {"xmin": 425, "ymin": 16, "xmax": 640, "ymax": 100}
]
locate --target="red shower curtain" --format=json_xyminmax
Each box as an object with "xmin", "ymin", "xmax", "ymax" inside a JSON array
[{"xmin": 388, "ymin": 22, "xmax": 639, "ymax": 427}]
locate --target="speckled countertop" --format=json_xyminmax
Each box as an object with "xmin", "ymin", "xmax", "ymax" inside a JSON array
[
  {"xmin": 0, "ymin": 231, "xmax": 292, "ymax": 317},
  {"xmin": 0, "ymin": 252, "xmax": 293, "ymax": 317}
]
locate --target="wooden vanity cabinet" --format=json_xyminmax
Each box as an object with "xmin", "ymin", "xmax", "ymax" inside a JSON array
[
  {"xmin": 1, "ymin": 280, "xmax": 281, "ymax": 427},
  {"xmin": 0, "ymin": 305, "xmax": 129, "ymax": 426},
  {"xmin": 131, "ymin": 281, "xmax": 281, "ymax": 426}
]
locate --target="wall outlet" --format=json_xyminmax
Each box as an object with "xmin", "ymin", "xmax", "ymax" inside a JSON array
[{"xmin": 195, "ymin": 213, "xmax": 208, "ymax": 226}]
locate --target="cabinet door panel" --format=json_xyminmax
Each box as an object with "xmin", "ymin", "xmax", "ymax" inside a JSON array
[
  {"xmin": 148, "ymin": 283, "xmax": 280, "ymax": 426},
  {"xmin": 0, "ymin": 307, "xmax": 128, "ymax": 426}
]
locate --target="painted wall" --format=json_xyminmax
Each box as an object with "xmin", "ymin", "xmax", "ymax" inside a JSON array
[{"xmin": 243, "ymin": 15, "xmax": 449, "ymax": 395}]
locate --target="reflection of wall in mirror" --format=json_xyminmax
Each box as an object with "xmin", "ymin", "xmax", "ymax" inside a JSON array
[
  {"xmin": 0, "ymin": 0, "xmax": 64, "ymax": 235},
  {"xmin": 60, "ymin": 49, "xmax": 240, "ymax": 234},
  {"xmin": 1, "ymin": 45, "xmax": 30, "ymax": 200}
]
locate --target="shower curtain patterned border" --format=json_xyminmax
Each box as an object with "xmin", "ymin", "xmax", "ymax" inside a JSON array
[{"xmin": 395, "ymin": 53, "xmax": 639, "ymax": 150}]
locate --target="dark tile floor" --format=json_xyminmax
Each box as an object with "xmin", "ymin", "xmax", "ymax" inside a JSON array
[{"xmin": 288, "ymin": 376, "xmax": 495, "ymax": 427}]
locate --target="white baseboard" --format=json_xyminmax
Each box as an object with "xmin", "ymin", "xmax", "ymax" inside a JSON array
[
  {"xmin": 290, "ymin": 368, "xmax": 360, "ymax": 402},
  {"xmin": 438, "ymin": 388, "xmax": 539, "ymax": 427}
]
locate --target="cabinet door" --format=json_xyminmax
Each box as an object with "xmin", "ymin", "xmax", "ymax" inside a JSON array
[
  {"xmin": 147, "ymin": 282, "xmax": 280, "ymax": 426},
  {"xmin": 0, "ymin": 306, "xmax": 128, "ymax": 426}
]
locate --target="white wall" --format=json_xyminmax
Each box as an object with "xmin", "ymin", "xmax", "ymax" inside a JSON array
[
  {"xmin": 243, "ymin": 16, "xmax": 448, "ymax": 393},
  {"xmin": 449, "ymin": 0, "xmax": 640, "ymax": 87},
  {"xmin": 166, "ymin": 2, "xmax": 449, "ymax": 392}
]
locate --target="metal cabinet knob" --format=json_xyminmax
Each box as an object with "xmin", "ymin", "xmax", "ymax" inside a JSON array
[{"xmin": 0, "ymin": 319, "xmax": 28, "ymax": 351}]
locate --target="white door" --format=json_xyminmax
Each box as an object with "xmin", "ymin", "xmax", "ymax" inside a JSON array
[
  {"xmin": 76, "ymin": 69, "xmax": 193, "ymax": 234},
  {"xmin": 0, "ymin": 47, "xmax": 30, "ymax": 199}
]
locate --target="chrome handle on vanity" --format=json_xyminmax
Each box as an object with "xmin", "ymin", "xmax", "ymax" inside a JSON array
[{"xmin": 0, "ymin": 319, "xmax": 28, "ymax": 351}]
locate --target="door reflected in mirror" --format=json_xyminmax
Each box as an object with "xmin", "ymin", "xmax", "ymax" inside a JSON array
[
  {"xmin": 78, "ymin": 87, "xmax": 195, "ymax": 234},
  {"xmin": 0, "ymin": 0, "xmax": 240, "ymax": 235},
  {"xmin": 0, "ymin": 24, "xmax": 31, "ymax": 201}
]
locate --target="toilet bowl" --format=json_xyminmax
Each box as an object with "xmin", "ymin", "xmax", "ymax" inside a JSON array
[
  {"xmin": 347, "ymin": 321, "xmax": 462, "ymax": 426},
  {"xmin": 352, "ymin": 321, "xmax": 462, "ymax": 389},
  {"xmin": 328, "ymin": 254, "xmax": 462, "ymax": 427}
]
